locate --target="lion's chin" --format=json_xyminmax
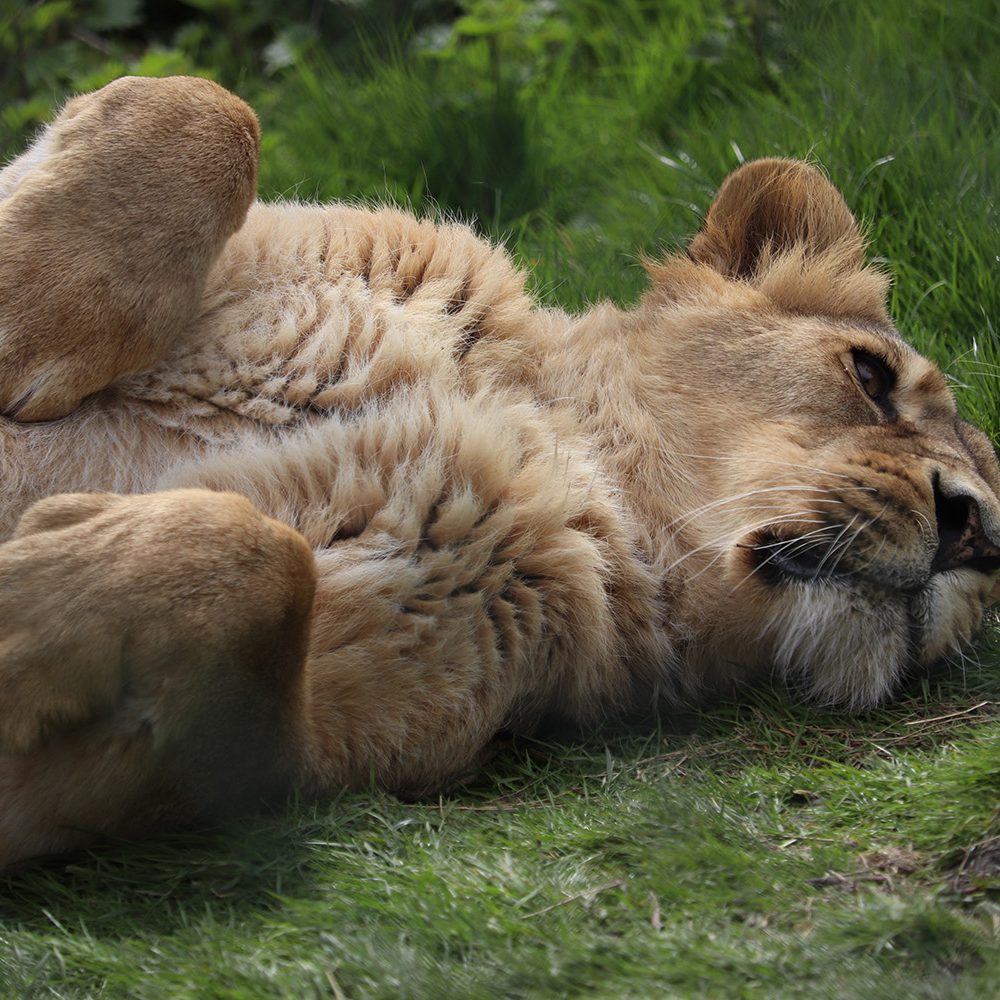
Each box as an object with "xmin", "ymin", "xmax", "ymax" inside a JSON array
[
  {"xmin": 758, "ymin": 582, "xmax": 910, "ymax": 709},
  {"xmin": 709, "ymin": 568, "xmax": 996, "ymax": 710},
  {"xmin": 759, "ymin": 570, "xmax": 992, "ymax": 711}
]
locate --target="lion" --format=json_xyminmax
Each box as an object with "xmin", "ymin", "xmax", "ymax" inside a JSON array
[{"xmin": 0, "ymin": 76, "xmax": 998, "ymax": 868}]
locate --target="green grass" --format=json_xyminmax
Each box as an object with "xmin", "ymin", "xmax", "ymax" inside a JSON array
[
  {"xmin": 4, "ymin": 688, "xmax": 1000, "ymax": 998},
  {"xmin": 3, "ymin": 0, "xmax": 1000, "ymax": 996}
]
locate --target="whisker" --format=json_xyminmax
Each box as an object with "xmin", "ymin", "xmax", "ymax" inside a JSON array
[
  {"xmin": 663, "ymin": 483, "xmax": 875, "ymax": 534},
  {"xmin": 750, "ymin": 522, "xmax": 843, "ymax": 551},
  {"xmin": 728, "ymin": 523, "xmax": 844, "ymax": 593},
  {"xmin": 808, "ymin": 513, "xmax": 861, "ymax": 579},
  {"xmin": 826, "ymin": 512, "xmax": 881, "ymax": 578},
  {"xmin": 831, "ymin": 505, "xmax": 890, "ymax": 577},
  {"xmin": 944, "ymin": 641, "xmax": 971, "ymax": 685},
  {"xmin": 850, "ymin": 531, "xmax": 889, "ymax": 578},
  {"xmin": 669, "ymin": 452, "xmax": 866, "ymax": 482},
  {"xmin": 666, "ymin": 511, "xmax": 826, "ymax": 576},
  {"xmin": 956, "ymin": 360, "xmax": 1000, "ymax": 373},
  {"xmin": 910, "ymin": 507, "xmax": 933, "ymax": 536}
]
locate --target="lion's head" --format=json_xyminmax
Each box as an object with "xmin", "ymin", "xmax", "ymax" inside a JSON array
[{"xmin": 633, "ymin": 159, "xmax": 1000, "ymax": 707}]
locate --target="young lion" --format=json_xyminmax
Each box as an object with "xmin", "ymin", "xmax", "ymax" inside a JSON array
[{"xmin": 1, "ymin": 77, "xmax": 998, "ymax": 867}]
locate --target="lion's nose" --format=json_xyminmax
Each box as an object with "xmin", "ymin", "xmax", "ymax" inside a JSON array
[{"xmin": 930, "ymin": 475, "xmax": 1000, "ymax": 575}]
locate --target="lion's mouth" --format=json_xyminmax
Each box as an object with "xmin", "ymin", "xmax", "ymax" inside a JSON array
[
  {"xmin": 749, "ymin": 528, "xmax": 1000, "ymax": 592},
  {"xmin": 749, "ymin": 530, "xmax": 854, "ymax": 585},
  {"xmin": 714, "ymin": 527, "xmax": 1000, "ymax": 709}
]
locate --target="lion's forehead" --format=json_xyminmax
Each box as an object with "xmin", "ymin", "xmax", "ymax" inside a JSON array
[{"xmin": 718, "ymin": 310, "xmax": 962, "ymax": 429}]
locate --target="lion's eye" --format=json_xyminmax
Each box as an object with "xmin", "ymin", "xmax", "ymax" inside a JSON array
[{"xmin": 851, "ymin": 350, "xmax": 895, "ymax": 405}]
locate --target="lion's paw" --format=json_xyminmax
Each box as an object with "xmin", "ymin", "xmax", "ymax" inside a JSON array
[
  {"xmin": 0, "ymin": 76, "xmax": 260, "ymax": 421},
  {"xmin": 0, "ymin": 494, "xmax": 130, "ymax": 753},
  {"xmin": 0, "ymin": 489, "xmax": 316, "ymax": 755}
]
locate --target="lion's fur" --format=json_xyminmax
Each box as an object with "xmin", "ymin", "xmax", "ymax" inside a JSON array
[{"xmin": 0, "ymin": 78, "xmax": 998, "ymax": 865}]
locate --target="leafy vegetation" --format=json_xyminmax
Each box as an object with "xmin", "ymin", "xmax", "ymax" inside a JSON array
[{"xmin": 2, "ymin": 0, "xmax": 1000, "ymax": 996}]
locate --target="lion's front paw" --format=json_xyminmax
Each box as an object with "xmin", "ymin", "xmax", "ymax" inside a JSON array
[
  {"xmin": 0, "ymin": 489, "xmax": 315, "ymax": 756},
  {"xmin": 0, "ymin": 75, "xmax": 260, "ymax": 421}
]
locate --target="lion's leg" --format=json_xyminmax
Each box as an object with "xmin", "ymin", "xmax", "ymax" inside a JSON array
[
  {"xmin": 291, "ymin": 508, "xmax": 640, "ymax": 800},
  {"xmin": 297, "ymin": 556, "xmax": 526, "ymax": 800},
  {"xmin": 0, "ymin": 76, "xmax": 259, "ymax": 421},
  {"xmin": 0, "ymin": 489, "xmax": 315, "ymax": 867}
]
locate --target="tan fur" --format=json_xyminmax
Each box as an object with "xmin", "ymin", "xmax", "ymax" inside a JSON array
[
  {"xmin": 0, "ymin": 76, "xmax": 259, "ymax": 421},
  {"xmin": 0, "ymin": 80, "xmax": 998, "ymax": 866}
]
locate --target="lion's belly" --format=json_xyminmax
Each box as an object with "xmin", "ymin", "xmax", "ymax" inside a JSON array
[
  {"xmin": 0, "ymin": 247, "xmax": 516, "ymax": 544},
  {"xmin": 0, "ymin": 204, "xmax": 671, "ymax": 727},
  {"xmin": 0, "ymin": 404, "xmax": 191, "ymax": 539}
]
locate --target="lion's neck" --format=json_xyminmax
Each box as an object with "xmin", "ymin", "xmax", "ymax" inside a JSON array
[{"xmin": 529, "ymin": 303, "xmax": 697, "ymax": 571}]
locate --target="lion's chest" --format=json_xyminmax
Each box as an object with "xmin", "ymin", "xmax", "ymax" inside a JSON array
[{"xmin": 123, "ymin": 276, "xmax": 477, "ymax": 429}]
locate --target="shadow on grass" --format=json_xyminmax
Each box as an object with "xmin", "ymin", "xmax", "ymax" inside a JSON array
[
  {"xmin": 0, "ymin": 811, "xmax": 325, "ymax": 936},
  {"xmin": 2, "ymin": 633, "xmax": 998, "ymax": 939}
]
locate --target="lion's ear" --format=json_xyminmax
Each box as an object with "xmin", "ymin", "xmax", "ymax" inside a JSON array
[{"xmin": 687, "ymin": 158, "xmax": 865, "ymax": 280}]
